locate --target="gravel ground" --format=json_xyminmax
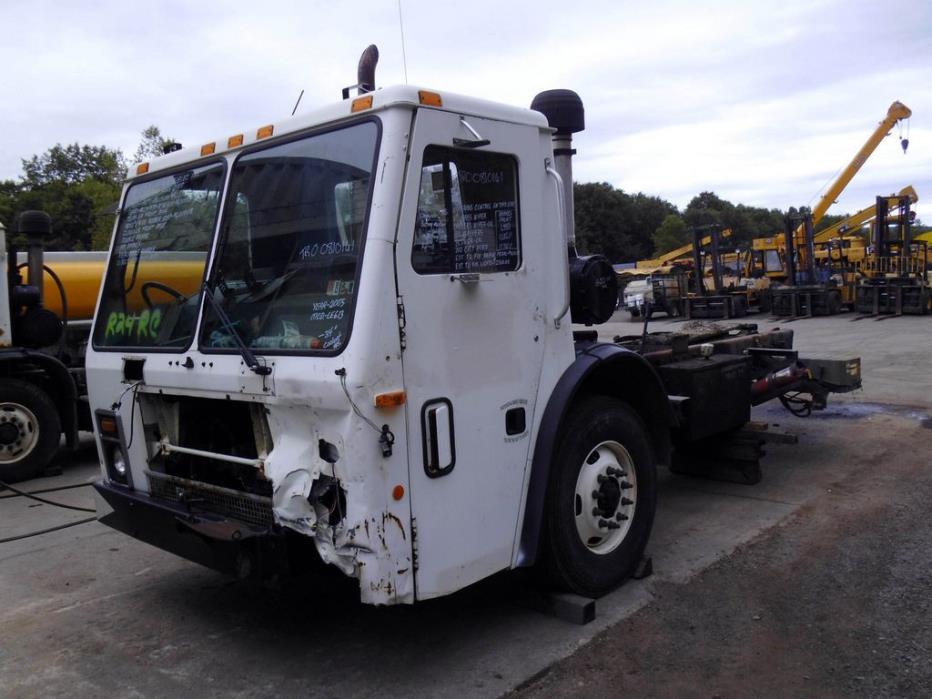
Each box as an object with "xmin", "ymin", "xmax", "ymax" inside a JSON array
[{"xmin": 514, "ymin": 412, "xmax": 932, "ymax": 698}]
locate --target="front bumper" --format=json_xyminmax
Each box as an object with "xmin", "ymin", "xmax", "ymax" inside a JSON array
[{"xmin": 94, "ymin": 479, "xmax": 297, "ymax": 578}]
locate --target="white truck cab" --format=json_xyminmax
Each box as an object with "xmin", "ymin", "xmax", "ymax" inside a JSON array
[
  {"xmin": 89, "ymin": 75, "xmax": 662, "ymax": 605},
  {"xmin": 89, "ymin": 49, "xmax": 857, "ymax": 605}
]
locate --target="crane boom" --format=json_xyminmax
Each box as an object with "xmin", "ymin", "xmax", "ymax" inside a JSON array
[
  {"xmin": 808, "ymin": 101, "xmax": 911, "ymax": 227},
  {"xmin": 814, "ymin": 185, "xmax": 918, "ymax": 244},
  {"xmin": 636, "ymin": 228, "xmax": 734, "ymax": 269}
]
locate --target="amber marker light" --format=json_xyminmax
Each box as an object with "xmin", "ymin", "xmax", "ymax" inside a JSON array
[
  {"xmin": 418, "ymin": 91, "xmax": 442, "ymax": 107},
  {"xmin": 227, "ymin": 134, "xmax": 244, "ymax": 148},
  {"xmin": 392, "ymin": 485, "xmax": 405, "ymax": 501},
  {"xmin": 257, "ymin": 124, "xmax": 274, "ymax": 139},
  {"xmin": 99, "ymin": 417, "xmax": 118, "ymax": 436},
  {"xmin": 200, "ymin": 142, "xmax": 216, "ymax": 156},
  {"xmin": 351, "ymin": 95, "xmax": 373, "ymax": 113},
  {"xmin": 374, "ymin": 390, "xmax": 406, "ymax": 408},
  {"xmin": 136, "ymin": 163, "xmax": 149, "ymax": 175}
]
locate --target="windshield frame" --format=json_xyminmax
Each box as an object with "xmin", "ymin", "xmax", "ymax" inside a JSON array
[
  {"xmin": 91, "ymin": 156, "xmax": 229, "ymax": 354},
  {"xmin": 198, "ymin": 116, "xmax": 382, "ymax": 359}
]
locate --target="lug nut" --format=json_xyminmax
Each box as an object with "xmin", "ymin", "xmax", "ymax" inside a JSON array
[
  {"xmin": 598, "ymin": 519, "xmax": 611, "ymax": 528},
  {"xmin": 621, "ymin": 497, "xmax": 633, "ymax": 506},
  {"xmin": 616, "ymin": 513, "xmax": 629, "ymax": 521},
  {"xmin": 591, "ymin": 490, "xmax": 600, "ymax": 499},
  {"xmin": 592, "ymin": 507, "xmax": 601, "ymax": 517},
  {"xmin": 620, "ymin": 481, "xmax": 633, "ymax": 490},
  {"xmin": 597, "ymin": 475, "xmax": 609, "ymax": 484}
]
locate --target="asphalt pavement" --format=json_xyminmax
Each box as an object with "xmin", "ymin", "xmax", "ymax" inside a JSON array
[{"xmin": 1, "ymin": 311, "xmax": 929, "ymax": 697}]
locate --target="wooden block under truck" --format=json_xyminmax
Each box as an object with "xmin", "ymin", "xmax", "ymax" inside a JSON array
[{"xmin": 88, "ymin": 47, "xmax": 861, "ymax": 605}]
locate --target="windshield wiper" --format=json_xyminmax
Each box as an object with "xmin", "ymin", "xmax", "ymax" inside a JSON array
[{"xmin": 201, "ymin": 281, "xmax": 272, "ymax": 376}]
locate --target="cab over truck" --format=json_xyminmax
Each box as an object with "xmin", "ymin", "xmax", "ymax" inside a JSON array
[{"xmin": 89, "ymin": 48, "xmax": 859, "ymax": 605}]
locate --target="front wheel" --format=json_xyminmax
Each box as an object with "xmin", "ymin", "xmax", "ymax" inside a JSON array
[
  {"xmin": 0, "ymin": 379, "xmax": 62, "ymax": 483},
  {"xmin": 542, "ymin": 396, "xmax": 657, "ymax": 597}
]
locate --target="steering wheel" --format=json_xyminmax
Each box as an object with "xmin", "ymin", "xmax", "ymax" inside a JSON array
[{"xmin": 141, "ymin": 281, "xmax": 188, "ymax": 308}]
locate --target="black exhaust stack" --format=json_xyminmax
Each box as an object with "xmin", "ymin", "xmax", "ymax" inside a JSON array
[
  {"xmin": 343, "ymin": 44, "xmax": 379, "ymax": 99},
  {"xmin": 531, "ymin": 89, "xmax": 617, "ymax": 326}
]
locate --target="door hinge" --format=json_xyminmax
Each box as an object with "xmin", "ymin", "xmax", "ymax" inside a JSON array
[
  {"xmin": 411, "ymin": 516, "xmax": 419, "ymax": 572},
  {"xmin": 396, "ymin": 295, "xmax": 407, "ymax": 351}
]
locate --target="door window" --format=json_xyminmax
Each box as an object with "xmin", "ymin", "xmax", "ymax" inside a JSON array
[{"xmin": 412, "ymin": 146, "xmax": 520, "ymax": 274}]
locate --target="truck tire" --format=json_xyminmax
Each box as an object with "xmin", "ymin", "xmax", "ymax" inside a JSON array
[
  {"xmin": 0, "ymin": 378, "xmax": 61, "ymax": 483},
  {"xmin": 542, "ymin": 396, "xmax": 657, "ymax": 597}
]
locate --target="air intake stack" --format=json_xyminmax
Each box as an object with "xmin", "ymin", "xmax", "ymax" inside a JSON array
[{"xmin": 531, "ymin": 90, "xmax": 617, "ymax": 325}]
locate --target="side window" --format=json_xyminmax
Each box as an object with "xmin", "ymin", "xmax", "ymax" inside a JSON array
[{"xmin": 412, "ymin": 145, "xmax": 520, "ymax": 274}]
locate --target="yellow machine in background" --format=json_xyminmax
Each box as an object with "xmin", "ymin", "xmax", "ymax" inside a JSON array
[
  {"xmin": 855, "ymin": 195, "xmax": 930, "ymax": 315},
  {"xmin": 636, "ymin": 228, "xmax": 734, "ymax": 272},
  {"xmin": 814, "ymin": 187, "xmax": 918, "ymax": 270},
  {"xmin": 752, "ymin": 101, "xmax": 912, "ymax": 282}
]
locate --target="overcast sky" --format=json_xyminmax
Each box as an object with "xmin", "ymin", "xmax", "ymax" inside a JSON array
[{"xmin": 2, "ymin": 0, "xmax": 930, "ymax": 221}]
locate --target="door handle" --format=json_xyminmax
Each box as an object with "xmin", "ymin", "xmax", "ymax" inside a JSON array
[{"xmin": 422, "ymin": 398, "xmax": 455, "ymax": 477}]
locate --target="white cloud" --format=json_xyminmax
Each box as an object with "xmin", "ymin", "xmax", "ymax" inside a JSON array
[{"xmin": 1, "ymin": 0, "xmax": 929, "ymax": 222}]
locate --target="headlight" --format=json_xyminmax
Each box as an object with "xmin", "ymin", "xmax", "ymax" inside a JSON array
[{"xmin": 112, "ymin": 448, "xmax": 127, "ymax": 477}]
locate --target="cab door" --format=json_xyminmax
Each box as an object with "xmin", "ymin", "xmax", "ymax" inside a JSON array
[{"xmin": 395, "ymin": 108, "xmax": 547, "ymax": 598}]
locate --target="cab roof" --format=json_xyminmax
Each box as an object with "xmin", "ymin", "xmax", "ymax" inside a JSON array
[{"xmin": 131, "ymin": 85, "xmax": 552, "ymax": 180}]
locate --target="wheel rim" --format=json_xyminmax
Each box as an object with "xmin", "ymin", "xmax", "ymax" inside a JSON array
[
  {"xmin": 573, "ymin": 440, "xmax": 637, "ymax": 555},
  {"xmin": 0, "ymin": 402, "xmax": 41, "ymax": 465}
]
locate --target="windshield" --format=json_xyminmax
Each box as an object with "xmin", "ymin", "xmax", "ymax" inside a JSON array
[
  {"xmin": 199, "ymin": 121, "xmax": 378, "ymax": 354},
  {"xmin": 93, "ymin": 162, "xmax": 225, "ymax": 350}
]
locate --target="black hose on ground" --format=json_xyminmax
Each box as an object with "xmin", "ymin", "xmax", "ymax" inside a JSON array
[
  {"xmin": 0, "ymin": 479, "xmax": 95, "ymax": 512},
  {"xmin": 0, "ymin": 517, "xmax": 96, "ymax": 544},
  {"xmin": 0, "ymin": 480, "xmax": 95, "ymax": 500}
]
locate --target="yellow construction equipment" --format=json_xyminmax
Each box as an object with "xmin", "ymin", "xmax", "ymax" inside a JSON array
[
  {"xmin": 753, "ymin": 101, "xmax": 912, "ymax": 281},
  {"xmin": 854, "ymin": 194, "xmax": 930, "ymax": 315},
  {"xmin": 636, "ymin": 228, "xmax": 734, "ymax": 270},
  {"xmin": 816, "ymin": 185, "xmax": 917, "ymax": 245}
]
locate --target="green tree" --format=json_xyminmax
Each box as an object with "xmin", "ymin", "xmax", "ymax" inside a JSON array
[
  {"xmin": 21, "ymin": 143, "xmax": 125, "ymax": 187},
  {"xmin": 5, "ymin": 142, "xmax": 126, "ymax": 251},
  {"xmin": 683, "ymin": 191, "xmax": 730, "ymax": 229},
  {"xmin": 133, "ymin": 125, "xmax": 175, "ymax": 163},
  {"xmin": 652, "ymin": 213, "xmax": 688, "ymax": 254},
  {"xmin": 574, "ymin": 182, "xmax": 677, "ymax": 262}
]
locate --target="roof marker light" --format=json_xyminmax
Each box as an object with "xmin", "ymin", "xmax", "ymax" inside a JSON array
[
  {"xmin": 418, "ymin": 91, "xmax": 442, "ymax": 107},
  {"xmin": 227, "ymin": 134, "xmax": 244, "ymax": 148},
  {"xmin": 136, "ymin": 163, "xmax": 149, "ymax": 175},
  {"xmin": 200, "ymin": 142, "xmax": 216, "ymax": 156},
  {"xmin": 257, "ymin": 124, "xmax": 274, "ymax": 139},
  {"xmin": 351, "ymin": 95, "xmax": 373, "ymax": 113}
]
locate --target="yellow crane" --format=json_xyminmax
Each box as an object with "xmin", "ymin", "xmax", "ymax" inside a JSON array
[
  {"xmin": 807, "ymin": 101, "xmax": 911, "ymax": 228},
  {"xmin": 753, "ymin": 101, "xmax": 912, "ymax": 279},
  {"xmin": 815, "ymin": 185, "xmax": 918, "ymax": 246},
  {"xmin": 635, "ymin": 228, "xmax": 734, "ymax": 271}
]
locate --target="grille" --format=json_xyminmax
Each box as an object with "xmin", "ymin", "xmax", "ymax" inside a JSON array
[{"xmin": 147, "ymin": 471, "xmax": 274, "ymax": 529}]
